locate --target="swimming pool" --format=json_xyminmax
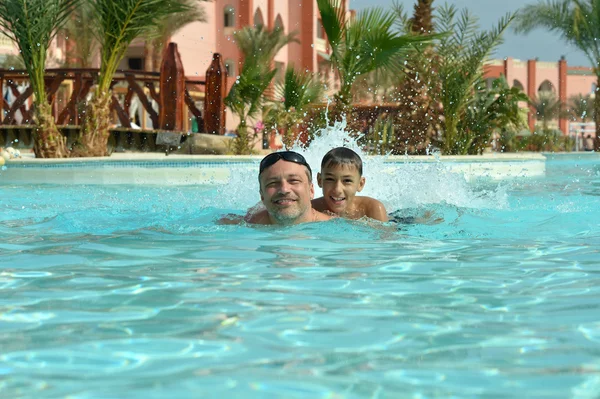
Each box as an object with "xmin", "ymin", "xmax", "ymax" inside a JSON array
[{"xmin": 1, "ymin": 152, "xmax": 599, "ymax": 398}]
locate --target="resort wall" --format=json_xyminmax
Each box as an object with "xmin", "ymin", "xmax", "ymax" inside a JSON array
[{"xmin": 484, "ymin": 57, "xmax": 597, "ymax": 137}]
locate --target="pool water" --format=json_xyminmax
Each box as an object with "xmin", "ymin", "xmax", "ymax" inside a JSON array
[{"xmin": 1, "ymin": 154, "xmax": 599, "ymax": 398}]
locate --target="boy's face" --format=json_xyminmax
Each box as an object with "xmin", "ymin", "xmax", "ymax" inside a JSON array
[{"xmin": 317, "ymin": 164, "xmax": 366, "ymax": 214}]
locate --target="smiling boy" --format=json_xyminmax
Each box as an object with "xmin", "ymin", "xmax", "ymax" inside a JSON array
[{"xmin": 312, "ymin": 147, "xmax": 388, "ymax": 222}]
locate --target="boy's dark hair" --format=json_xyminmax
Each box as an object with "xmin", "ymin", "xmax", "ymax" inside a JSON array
[{"xmin": 321, "ymin": 147, "xmax": 363, "ymax": 176}]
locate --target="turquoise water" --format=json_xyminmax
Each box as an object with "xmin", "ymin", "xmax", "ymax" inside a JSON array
[{"xmin": 1, "ymin": 154, "xmax": 599, "ymax": 398}]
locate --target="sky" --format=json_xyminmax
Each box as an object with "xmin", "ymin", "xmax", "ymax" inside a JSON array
[{"xmin": 350, "ymin": 0, "xmax": 589, "ymax": 67}]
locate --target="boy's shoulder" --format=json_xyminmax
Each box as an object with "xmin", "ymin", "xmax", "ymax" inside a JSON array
[
  {"xmin": 355, "ymin": 195, "xmax": 383, "ymax": 204},
  {"xmin": 355, "ymin": 196, "xmax": 388, "ymax": 221}
]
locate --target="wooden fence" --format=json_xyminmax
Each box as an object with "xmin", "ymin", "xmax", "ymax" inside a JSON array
[{"xmin": 0, "ymin": 43, "xmax": 227, "ymax": 136}]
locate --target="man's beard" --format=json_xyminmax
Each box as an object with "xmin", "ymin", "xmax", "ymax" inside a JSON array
[{"xmin": 269, "ymin": 203, "xmax": 308, "ymax": 225}]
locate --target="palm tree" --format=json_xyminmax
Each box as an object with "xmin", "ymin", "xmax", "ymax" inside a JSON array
[
  {"xmin": 531, "ymin": 90, "xmax": 566, "ymax": 131},
  {"xmin": 0, "ymin": 0, "xmax": 79, "ymax": 158},
  {"xmin": 316, "ymin": 0, "xmax": 435, "ymax": 116},
  {"xmin": 63, "ymin": 2, "xmax": 97, "ymax": 68},
  {"xmin": 74, "ymin": 0, "xmax": 190, "ymax": 157},
  {"xmin": 568, "ymin": 93, "xmax": 594, "ymax": 121},
  {"xmin": 513, "ymin": 0, "xmax": 600, "ymax": 151},
  {"xmin": 225, "ymin": 25, "xmax": 297, "ymax": 154},
  {"xmin": 434, "ymin": 4, "xmax": 515, "ymax": 154},
  {"xmin": 265, "ymin": 66, "xmax": 324, "ymax": 148},
  {"xmin": 459, "ymin": 77, "xmax": 529, "ymax": 154},
  {"xmin": 143, "ymin": 0, "xmax": 208, "ymax": 72},
  {"xmin": 391, "ymin": 0, "xmax": 442, "ymax": 154}
]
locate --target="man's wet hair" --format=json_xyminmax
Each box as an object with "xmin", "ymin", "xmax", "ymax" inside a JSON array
[
  {"xmin": 258, "ymin": 151, "xmax": 313, "ymax": 182},
  {"xmin": 321, "ymin": 147, "xmax": 363, "ymax": 176}
]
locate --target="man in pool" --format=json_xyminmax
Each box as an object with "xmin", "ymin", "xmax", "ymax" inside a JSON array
[
  {"xmin": 313, "ymin": 147, "xmax": 389, "ymax": 222},
  {"xmin": 245, "ymin": 151, "xmax": 332, "ymax": 225}
]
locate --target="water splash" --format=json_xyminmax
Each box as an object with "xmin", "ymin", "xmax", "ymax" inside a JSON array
[{"xmin": 218, "ymin": 117, "xmax": 508, "ymax": 211}]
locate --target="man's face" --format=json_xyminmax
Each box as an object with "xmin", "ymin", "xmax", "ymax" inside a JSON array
[
  {"xmin": 259, "ymin": 160, "xmax": 315, "ymax": 224},
  {"xmin": 317, "ymin": 164, "xmax": 365, "ymax": 215}
]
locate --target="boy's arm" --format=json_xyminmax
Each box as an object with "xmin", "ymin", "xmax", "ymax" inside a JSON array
[
  {"xmin": 245, "ymin": 209, "xmax": 270, "ymax": 224},
  {"xmin": 365, "ymin": 198, "xmax": 389, "ymax": 222}
]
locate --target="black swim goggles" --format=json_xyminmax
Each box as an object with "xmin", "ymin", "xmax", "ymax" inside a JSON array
[{"xmin": 259, "ymin": 151, "xmax": 312, "ymax": 177}]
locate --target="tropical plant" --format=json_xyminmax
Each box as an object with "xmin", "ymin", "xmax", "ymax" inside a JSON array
[
  {"xmin": 434, "ymin": 4, "xmax": 515, "ymax": 154},
  {"xmin": 0, "ymin": 0, "xmax": 79, "ymax": 158},
  {"xmin": 264, "ymin": 66, "xmax": 324, "ymax": 148},
  {"xmin": 498, "ymin": 129, "xmax": 527, "ymax": 152},
  {"xmin": 362, "ymin": 114, "xmax": 396, "ymax": 155},
  {"xmin": 568, "ymin": 93, "xmax": 594, "ymax": 121},
  {"xmin": 316, "ymin": 0, "xmax": 435, "ymax": 116},
  {"xmin": 525, "ymin": 128, "xmax": 573, "ymax": 152},
  {"xmin": 531, "ymin": 90, "xmax": 567, "ymax": 131},
  {"xmin": 63, "ymin": 2, "xmax": 97, "ymax": 67},
  {"xmin": 225, "ymin": 25, "xmax": 297, "ymax": 154},
  {"xmin": 72, "ymin": 0, "xmax": 190, "ymax": 157},
  {"xmin": 514, "ymin": 0, "xmax": 600, "ymax": 151},
  {"xmin": 457, "ymin": 77, "xmax": 530, "ymax": 154},
  {"xmin": 143, "ymin": 0, "xmax": 207, "ymax": 72}
]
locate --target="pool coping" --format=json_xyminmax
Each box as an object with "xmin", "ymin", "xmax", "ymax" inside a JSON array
[
  {"xmin": 0, "ymin": 152, "xmax": 548, "ymax": 185},
  {"xmin": 6, "ymin": 152, "xmax": 547, "ymax": 165}
]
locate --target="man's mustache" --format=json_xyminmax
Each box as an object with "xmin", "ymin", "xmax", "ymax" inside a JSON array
[{"xmin": 272, "ymin": 195, "xmax": 297, "ymax": 202}]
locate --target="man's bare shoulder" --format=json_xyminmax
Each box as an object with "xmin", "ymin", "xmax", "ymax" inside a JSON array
[{"xmin": 314, "ymin": 209, "xmax": 334, "ymax": 221}]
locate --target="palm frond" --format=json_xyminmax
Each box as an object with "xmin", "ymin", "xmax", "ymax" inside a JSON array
[
  {"xmin": 64, "ymin": 2, "xmax": 98, "ymax": 67},
  {"xmin": 316, "ymin": 0, "xmax": 346, "ymax": 59},
  {"xmin": 0, "ymin": 0, "xmax": 80, "ymax": 99},
  {"xmin": 391, "ymin": 0, "xmax": 411, "ymax": 33},
  {"xmin": 275, "ymin": 66, "xmax": 324, "ymax": 110},
  {"xmin": 317, "ymin": 0, "xmax": 436, "ymax": 109},
  {"xmin": 234, "ymin": 25, "xmax": 298, "ymax": 68},
  {"xmin": 90, "ymin": 0, "xmax": 191, "ymax": 93},
  {"xmin": 226, "ymin": 25, "xmax": 297, "ymax": 141},
  {"xmin": 149, "ymin": 0, "xmax": 208, "ymax": 41}
]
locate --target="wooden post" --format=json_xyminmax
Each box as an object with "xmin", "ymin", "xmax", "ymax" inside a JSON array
[
  {"xmin": 159, "ymin": 43, "xmax": 185, "ymax": 131},
  {"xmin": 527, "ymin": 59, "xmax": 537, "ymax": 133},
  {"xmin": 204, "ymin": 53, "xmax": 227, "ymax": 135},
  {"xmin": 558, "ymin": 57, "xmax": 568, "ymax": 135},
  {"xmin": 0, "ymin": 74, "xmax": 4, "ymax": 124}
]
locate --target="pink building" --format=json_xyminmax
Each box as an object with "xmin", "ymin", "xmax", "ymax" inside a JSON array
[{"xmin": 484, "ymin": 57, "xmax": 597, "ymax": 135}]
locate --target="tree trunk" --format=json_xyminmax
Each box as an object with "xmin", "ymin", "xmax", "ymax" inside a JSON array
[
  {"xmin": 33, "ymin": 102, "xmax": 69, "ymax": 158},
  {"xmin": 442, "ymin": 116, "xmax": 459, "ymax": 154},
  {"xmin": 153, "ymin": 39, "xmax": 168, "ymax": 72},
  {"xmin": 144, "ymin": 40, "xmax": 154, "ymax": 72},
  {"xmin": 595, "ymin": 76, "xmax": 600, "ymax": 151},
  {"xmin": 71, "ymin": 92, "xmax": 112, "ymax": 157}
]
